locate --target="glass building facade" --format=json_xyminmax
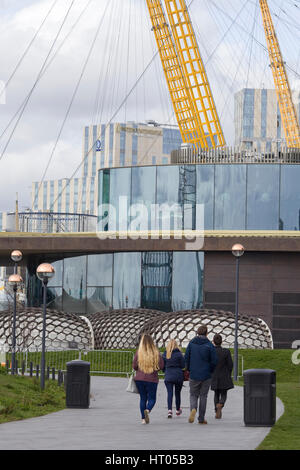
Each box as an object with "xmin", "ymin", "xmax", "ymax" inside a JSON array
[
  {"xmin": 99, "ymin": 164, "xmax": 300, "ymax": 231},
  {"xmin": 27, "ymin": 251, "xmax": 204, "ymax": 314}
]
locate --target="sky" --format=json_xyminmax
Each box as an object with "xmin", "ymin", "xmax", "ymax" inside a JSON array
[{"xmin": 0, "ymin": 0, "xmax": 299, "ymax": 212}]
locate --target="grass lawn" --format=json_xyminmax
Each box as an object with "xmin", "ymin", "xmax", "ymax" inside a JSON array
[
  {"xmin": 0, "ymin": 368, "xmax": 66, "ymax": 424},
  {"xmin": 233, "ymin": 349, "xmax": 300, "ymax": 450}
]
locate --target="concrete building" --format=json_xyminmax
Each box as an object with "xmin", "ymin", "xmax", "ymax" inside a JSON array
[
  {"xmin": 32, "ymin": 122, "xmax": 182, "ymax": 215},
  {"xmin": 234, "ymin": 88, "xmax": 300, "ymax": 152}
]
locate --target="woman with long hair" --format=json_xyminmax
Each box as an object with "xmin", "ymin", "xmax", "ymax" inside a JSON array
[
  {"xmin": 132, "ymin": 334, "xmax": 164, "ymax": 424},
  {"xmin": 163, "ymin": 339, "xmax": 185, "ymax": 418}
]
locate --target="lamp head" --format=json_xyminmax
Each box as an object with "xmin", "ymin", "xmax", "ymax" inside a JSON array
[
  {"xmin": 11, "ymin": 250, "xmax": 22, "ymax": 263},
  {"xmin": 8, "ymin": 274, "xmax": 23, "ymax": 286},
  {"xmin": 232, "ymin": 243, "xmax": 245, "ymax": 258},
  {"xmin": 36, "ymin": 263, "xmax": 55, "ymax": 283}
]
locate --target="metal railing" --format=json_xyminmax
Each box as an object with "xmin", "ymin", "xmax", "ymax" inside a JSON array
[
  {"xmin": 5, "ymin": 212, "xmax": 97, "ymax": 233},
  {"xmin": 2, "ymin": 349, "xmax": 244, "ymax": 379},
  {"xmin": 4, "ymin": 349, "xmax": 135, "ymax": 376},
  {"xmin": 171, "ymin": 146, "xmax": 300, "ymax": 165}
]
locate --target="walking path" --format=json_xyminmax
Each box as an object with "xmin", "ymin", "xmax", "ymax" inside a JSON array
[{"xmin": 0, "ymin": 376, "xmax": 284, "ymax": 450}]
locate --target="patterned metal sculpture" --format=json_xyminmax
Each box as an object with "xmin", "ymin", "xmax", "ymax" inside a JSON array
[
  {"xmin": 86, "ymin": 308, "xmax": 164, "ymax": 349},
  {"xmin": 0, "ymin": 307, "xmax": 93, "ymax": 351},
  {"xmin": 0, "ymin": 307, "xmax": 273, "ymax": 351},
  {"xmin": 139, "ymin": 309, "xmax": 273, "ymax": 349}
]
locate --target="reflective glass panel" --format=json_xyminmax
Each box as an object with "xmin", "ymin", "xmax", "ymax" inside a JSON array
[
  {"xmin": 157, "ymin": 165, "xmax": 181, "ymax": 231},
  {"xmin": 47, "ymin": 259, "xmax": 63, "ymax": 287},
  {"xmin": 87, "ymin": 287, "xmax": 112, "ymax": 313},
  {"xmin": 179, "ymin": 166, "xmax": 196, "ymax": 229},
  {"xmin": 64, "ymin": 255, "xmax": 87, "ymax": 300},
  {"xmin": 280, "ymin": 165, "xmax": 300, "ymax": 230},
  {"xmin": 87, "ymin": 254, "xmax": 113, "ymax": 287},
  {"xmin": 98, "ymin": 169, "xmax": 110, "ymax": 231},
  {"xmin": 46, "ymin": 287, "xmax": 63, "ymax": 310},
  {"xmin": 215, "ymin": 165, "xmax": 246, "ymax": 229},
  {"xmin": 172, "ymin": 252, "xmax": 204, "ymax": 310},
  {"xmin": 247, "ymin": 165, "xmax": 280, "ymax": 229},
  {"xmin": 113, "ymin": 253, "xmax": 141, "ymax": 308},
  {"xmin": 141, "ymin": 252, "xmax": 172, "ymax": 311},
  {"xmin": 131, "ymin": 166, "xmax": 156, "ymax": 231},
  {"xmin": 196, "ymin": 165, "xmax": 214, "ymax": 230},
  {"xmin": 109, "ymin": 168, "xmax": 131, "ymax": 231}
]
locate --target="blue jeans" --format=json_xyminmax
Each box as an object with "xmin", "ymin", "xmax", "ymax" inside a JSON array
[
  {"xmin": 164, "ymin": 381, "xmax": 183, "ymax": 410},
  {"xmin": 135, "ymin": 381, "xmax": 158, "ymax": 419}
]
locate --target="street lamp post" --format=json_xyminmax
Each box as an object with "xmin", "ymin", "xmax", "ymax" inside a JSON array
[
  {"xmin": 232, "ymin": 243, "xmax": 245, "ymax": 382},
  {"xmin": 11, "ymin": 250, "xmax": 22, "ymax": 275},
  {"xmin": 8, "ymin": 274, "xmax": 23, "ymax": 375},
  {"xmin": 36, "ymin": 263, "xmax": 55, "ymax": 390}
]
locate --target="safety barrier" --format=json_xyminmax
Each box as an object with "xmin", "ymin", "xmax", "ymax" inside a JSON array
[{"xmin": 4, "ymin": 349, "xmax": 135, "ymax": 377}]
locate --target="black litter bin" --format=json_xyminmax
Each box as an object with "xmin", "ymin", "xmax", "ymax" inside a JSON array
[
  {"xmin": 244, "ymin": 369, "xmax": 276, "ymax": 427},
  {"xmin": 66, "ymin": 360, "xmax": 90, "ymax": 409}
]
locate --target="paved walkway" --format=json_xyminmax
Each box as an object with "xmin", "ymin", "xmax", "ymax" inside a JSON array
[{"xmin": 0, "ymin": 376, "xmax": 284, "ymax": 450}]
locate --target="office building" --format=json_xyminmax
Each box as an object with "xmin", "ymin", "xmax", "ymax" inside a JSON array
[{"xmin": 234, "ymin": 88, "xmax": 300, "ymax": 152}]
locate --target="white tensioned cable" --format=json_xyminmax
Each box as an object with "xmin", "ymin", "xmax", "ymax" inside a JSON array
[
  {"xmin": 0, "ymin": 0, "xmax": 77, "ymax": 163},
  {"xmin": 0, "ymin": 0, "xmax": 93, "ymax": 144},
  {"xmin": 36, "ymin": 1, "xmax": 111, "ymax": 212},
  {"xmin": 0, "ymin": 0, "xmax": 59, "ymax": 102},
  {"xmin": 50, "ymin": 0, "xmax": 198, "ymax": 209}
]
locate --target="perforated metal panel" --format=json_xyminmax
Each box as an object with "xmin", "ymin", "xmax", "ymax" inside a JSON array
[
  {"xmin": 86, "ymin": 308, "xmax": 164, "ymax": 349},
  {"xmin": 0, "ymin": 307, "xmax": 93, "ymax": 351},
  {"xmin": 139, "ymin": 309, "xmax": 273, "ymax": 349}
]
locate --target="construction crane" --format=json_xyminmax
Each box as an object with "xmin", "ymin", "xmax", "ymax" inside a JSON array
[
  {"xmin": 259, "ymin": 0, "xmax": 300, "ymax": 148},
  {"xmin": 145, "ymin": 0, "xmax": 225, "ymax": 149}
]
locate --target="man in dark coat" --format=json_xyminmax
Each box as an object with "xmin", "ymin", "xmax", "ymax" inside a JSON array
[
  {"xmin": 211, "ymin": 333, "xmax": 234, "ymax": 419},
  {"xmin": 185, "ymin": 325, "xmax": 218, "ymax": 424}
]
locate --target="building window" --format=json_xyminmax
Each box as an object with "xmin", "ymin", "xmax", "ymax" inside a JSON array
[
  {"xmin": 43, "ymin": 181, "xmax": 48, "ymax": 211},
  {"xmin": 50, "ymin": 181, "xmax": 54, "ymax": 211},
  {"xmin": 261, "ymin": 89, "xmax": 267, "ymax": 138},
  {"xmin": 109, "ymin": 124, "xmax": 114, "ymax": 167},
  {"xmin": 243, "ymin": 89, "xmax": 255, "ymax": 139},
  {"xmin": 33, "ymin": 182, "xmax": 39, "ymax": 211},
  {"xmin": 83, "ymin": 127, "xmax": 89, "ymax": 177},
  {"xmin": 132, "ymin": 125, "xmax": 138, "ymax": 165},
  {"xmin": 92, "ymin": 125, "xmax": 97, "ymax": 176},
  {"xmin": 82, "ymin": 179, "xmax": 87, "ymax": 213},
  {"xmin": 58, "ymin": 180, "xmax": 62, "ymax": 213},
  {"xmin": 163, "ymin": 128, "xmax": 182, "ymax": 155},
  {"xmin": 120, "ymin": 124, "xmax": 126, "ymax": 167}
]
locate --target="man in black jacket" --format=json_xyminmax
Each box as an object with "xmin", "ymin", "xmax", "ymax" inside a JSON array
[{"xmin": 185, "ymin": 325, "xmax": 218, "ymax": 424}]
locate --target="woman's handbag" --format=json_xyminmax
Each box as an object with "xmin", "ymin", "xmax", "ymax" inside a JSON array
[
  {"xmin": 126, "ymin": 371, "xmax": 139, "ymax": 393},
  {"xmin": 183, "ymin": 370, "xmax": 190, "ymax": 381}
]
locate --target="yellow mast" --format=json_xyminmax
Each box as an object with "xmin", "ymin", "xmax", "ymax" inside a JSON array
[
  {"xmin": 146, "ymin": 0, "xmax": 225, "ymax": 148},
  {"xmin": 145, "ymin": 0, "xmax": 207, "ymax": 148},
  {"xmin": 164, "ymin": 0, "xmax": 225, "ymax": 148},
  {"xmin": 259, "ymin": 0, "xmax": 300, "ymax": 148}
]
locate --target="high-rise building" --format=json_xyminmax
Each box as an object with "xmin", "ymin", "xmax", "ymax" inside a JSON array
[
  {"xmin": 32, "ymin": 122, "xmax": 182, "ymax": 215},
  {"xmin": 82, "ymin": 122, "xmax": 182, "ymax": 178},
  {"xmin": 234, "ymin": 88, "xmax": 300, "ymax": 152}
]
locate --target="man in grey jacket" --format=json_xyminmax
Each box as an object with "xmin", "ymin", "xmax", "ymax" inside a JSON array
[{"xmin": 185, "ymin": 325, "xmax": 218, "ymax": 424}]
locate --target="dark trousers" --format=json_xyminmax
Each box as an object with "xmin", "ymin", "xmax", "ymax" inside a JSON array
[
  {"xmin": 135, "ymin": 380, "xmax": 158, "ymax": 419},
  {"xmin": 189, "ymin": 378, "xmax": 211, "ymax": 423},
  {"xmin": 164, "ymin": 381, "xmax": 183, "ymax": 410},
  {"xmin": 214, "ymin": 389, "xmax": 228, "ymax": 411}
]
